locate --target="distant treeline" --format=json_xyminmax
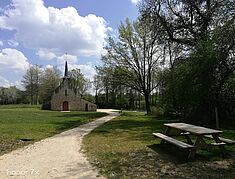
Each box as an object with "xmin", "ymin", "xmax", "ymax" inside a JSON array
[{"xmin": 0, "ymin": 86, "xmax": 28, "ymax": 104}]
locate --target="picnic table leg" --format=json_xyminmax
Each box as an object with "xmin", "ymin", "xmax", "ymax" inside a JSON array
[
  {"xmin": 212, "ymin": 134, "xmax": 225, "ymax": 155},
  {"xmin": 161, "ymin": 127, "xmax": 171, "ymax": 144},
  {"xmin": 188, "ymin": 136, "xmax": 203, "ymax": 159},
  {"xmin": 185, "ymin": 135, "xmax": 193, "ymax": 145}
]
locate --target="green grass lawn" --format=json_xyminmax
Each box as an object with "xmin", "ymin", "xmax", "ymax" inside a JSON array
[
  {"xmin": 83, "ymin": 111, "xmax": 235, "ymax": 179},
  {"xmin": 0, "ymin": 104, "xmax": 107, "ymax": 155}
]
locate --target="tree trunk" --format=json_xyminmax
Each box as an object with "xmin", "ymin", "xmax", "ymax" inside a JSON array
[
  {"xmin": 95, "ymin": 89, "xmax": 98, "ymax": 105},
  {"xmin": 105, "ymin": 87, "xmax": 109, "ymax": 107},
  {"xmin": 31, "ymin": 94, "xmax": 33, "ymax": 105},
  {"xmin": 144, "ymin": 92, "xmax": 151, "ymax": 115},
  {"xmin": 215, "ymin": 106, "xmax": 219, "ymax": 129},
  {"xmin": 233, "ymin": 108, "xmax": 235, "ymax": 124}
]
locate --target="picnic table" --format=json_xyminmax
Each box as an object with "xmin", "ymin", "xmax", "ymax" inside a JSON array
[{"xmin": 153, "ymin": 123, "xmax": 235, "ymax": 159}]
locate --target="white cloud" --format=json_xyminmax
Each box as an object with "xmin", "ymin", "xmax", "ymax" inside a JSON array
[
  {"xmin": 8, "ymin": 39, "xmax": 19, "ymax": 47},
  {"xmin": 57, "ymin": 54, "xmax": 78, "ymax": 65},
  {"xmin": 0, "ymin": 48, "xmax": 29, "ymax": 88},
  {"xmin": 67, "ymin": 63, "xmax": 96, "ymax": 80},
  {"xmin": 0, "ymin": 75, "xmax": 11, "ymax": 87},
  {"xmin": 0, "ymin": 0, "xmax": 111, "ymax": 57},
  {"xmin": 45, "ymin": 64, "xmax": 54, "ymax": 69},
  {"xmin": 77, "ymin": 64, "xmax": 96, "ymax": 80},
  {"xmin": 36, "ymin": 48, "xmax": 57, "ymax": 60},
  {"xmin": 0, "ymin": 40, "xmax": 3, "ymax": 46},
  {"xmin": 130, "ymin": 0, "xmax": 141, "ymax": 5},
  {"xmin": 55, "ymin": 53, "xmax": 95, "ymax": 80}
]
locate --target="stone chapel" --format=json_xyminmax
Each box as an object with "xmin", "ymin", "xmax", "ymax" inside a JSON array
[{"xmin": 51, "ymin": 61, "xmax": 97, "ymax": 111}]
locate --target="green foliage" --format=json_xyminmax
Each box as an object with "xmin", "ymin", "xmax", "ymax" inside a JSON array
[
  {"xmin": 70, "ymin": 68, "xmax": 91, "ymax": 95},
  {"xmin": 83, "ymin": 93, "xmax": 96, "ymax": 103},
  {"xmin": 95, "ymin": 65, "xmax": 142, "ymax": 109},
  {"xmin": 39, "ymin": 66, "xmax": 61, "ymax": 103},
  {"xmin": 139, "ymin": 0, "xmax": 235, "ymax": 124},
  {"xmin": 151, "ymin": 106, "xmax": 164, "ymax": 116},
  {"xmin": 0, "ymin": 86, "xmax": 19, "ymax": 104},
  {"xmin": 22, "ymin": 64, "xmax": 41, "ymax": 105}
]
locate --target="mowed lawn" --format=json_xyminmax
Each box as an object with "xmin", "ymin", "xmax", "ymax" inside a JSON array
[
  {"xmin": 83, "ymin": 112, "xmax": 235, "ymax": 179},
  {"xmin": 0, "ymin": 105, "xmax": 107, "ymax": 155}
]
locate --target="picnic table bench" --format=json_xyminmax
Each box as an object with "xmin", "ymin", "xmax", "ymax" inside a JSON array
[
  {"xmin": 153, "ymin": 123, "xmax": 235, "ymax": 159},
  {"xmin": 153, "ymin": 133, "xmax": 194, "ymax": 149}
]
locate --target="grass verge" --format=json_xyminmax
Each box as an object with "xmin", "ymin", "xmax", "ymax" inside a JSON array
[
  {"xmin": 0, "ymin": 105, "xmax": 107, "ymax": 155},
  {"xmin": 83, "ymin": 111, "xmax": 235, "ymax": 179}
]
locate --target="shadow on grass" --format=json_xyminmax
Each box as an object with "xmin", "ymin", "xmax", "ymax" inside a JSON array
[
  {"xmin": 51, "ymin": 120, "xmax": 85, "ymax": 131},
  {"xmin": 51, "ymin": 112, "xmax": 108, "ymax": 132},
  {"xmin": 91, "ymin": 116, "xmax": 234, "ymax": 162},
  {"xmin": 148, "ymin": 144, "xmax": 190, "ymax": 164},
  {"xmin": 148, "ymin": 143, "xmax": 233, "ymax": 163},
  {"xmin": 92, "ymin": 118, "xmax": 179, "ymax": 143},
  {"xmin": 57, "ymin": 112, "xmax": 107, "ymax": 118}
]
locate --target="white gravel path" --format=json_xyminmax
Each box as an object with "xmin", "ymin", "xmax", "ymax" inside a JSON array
[{"xmin": 0, "ymin": 109, "xmax": 119, "ymax": 179}]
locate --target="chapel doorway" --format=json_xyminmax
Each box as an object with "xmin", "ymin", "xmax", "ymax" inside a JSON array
[
  {"xmin": 62, "ymin": 101, "xmax": 69, "ymax": 111},
  {"xmin": 85, "ymin": 103, "xmax": 88, "ymax": 111}
]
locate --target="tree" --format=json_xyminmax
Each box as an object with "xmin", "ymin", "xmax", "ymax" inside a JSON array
[
  {"xmin": 102, "ymin": 18, "xmax": 162, "ymax": 114},
  {"xmin": 0, "ymin": 86, "xmax": 18, "ymax": 104},
  {"xmin": 95, "ymin": 65, "xmax": 141, "ymax": 110},
  {"xmin": 140, "ymin": 0, "xmax": 235, "ymax": 124},
  {"xmin": 140, "ymin": 0, "xmax": 234, "ymax": 47},
  {"xmin": 39, "ymin": 66, "xmax": 61, "ymax": 103},
  {"xmin": 93, "ymin": 75, "xmax": 102, "ymax": 105},
  {"xmin": 22, "ymin": 64, "xmax": 41, "ymax": 105},
  {"xmin": 69, "ymin": 68, "xmax": 91, "ymax": 96}
]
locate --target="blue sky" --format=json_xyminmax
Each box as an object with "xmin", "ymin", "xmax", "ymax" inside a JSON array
[{"xmin": 0, "ymin": 0, "xmax": 140, "ymax": 88}]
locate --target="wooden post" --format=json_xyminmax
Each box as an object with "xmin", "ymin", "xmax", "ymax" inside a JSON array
[{"xmin": 215, "ymin": 107, "xmax": 219, "ymax": 129}]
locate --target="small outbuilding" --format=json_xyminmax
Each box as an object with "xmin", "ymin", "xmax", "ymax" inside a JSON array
[{"xmin": 51, "ymin": 61, "xmax": 97, "ymax": 111}]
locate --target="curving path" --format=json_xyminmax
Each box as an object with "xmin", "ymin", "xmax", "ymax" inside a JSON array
[{"xmin": 0, "ymin": 109, "xmax": 119, "ymax": 179}]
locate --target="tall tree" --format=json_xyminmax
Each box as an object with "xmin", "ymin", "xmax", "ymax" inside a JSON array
[
  {"xmin": 103, "ymin": 18, "xmax": 162, "ymax": 114},
  {"xmin": 140, "ymin": 0, "xmax": 235, "ymax": 47},
  {"xmin": 22, "ymin": 64, "xmax": 41, "ymax": 105},
  {"xmin": 69, "ymin": 68, "xmax": 91, "ymax": 96},
  {"xmin": 39, "ymin": 66, "xmax": 61, "ymax": 103},
  {"xmin": 140, "ymin": 0, "xmax": 235, "ymax": 122}
]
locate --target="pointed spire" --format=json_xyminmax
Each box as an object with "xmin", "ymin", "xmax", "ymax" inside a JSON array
[{"xmin": 64, "ymin": 61, "xmax": 69, "ymax": 78}]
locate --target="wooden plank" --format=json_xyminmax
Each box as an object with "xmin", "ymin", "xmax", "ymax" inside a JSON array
[
  {"xmin": 153, "ymin": 133, "xmax": 194, "ymax": 149},
  {"xmin": 204, "ymin": 135, "xmax": 235, "ymax": 144},
  {"xmin": 210, "ymin": 142, "xmax": 226, "ymax": 146},
  {"xmin": 164, "ymin": 123, "xmax": 222, "ymax": 135}
]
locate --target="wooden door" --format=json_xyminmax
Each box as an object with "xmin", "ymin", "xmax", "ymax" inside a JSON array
[{"xmin": 63, "ymin": 101, "xmax": 69, "ymax": 111}]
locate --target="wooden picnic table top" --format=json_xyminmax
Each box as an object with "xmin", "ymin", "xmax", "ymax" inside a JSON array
[{"xmin": 164, "ymin": 123, "xmax": 222, "ymax": 135}]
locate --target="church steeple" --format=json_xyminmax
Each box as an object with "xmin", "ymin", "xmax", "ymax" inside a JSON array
[{"xmin": 64, "ymin": 61, "xmax": 69, "ymax": 78}]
